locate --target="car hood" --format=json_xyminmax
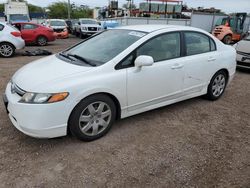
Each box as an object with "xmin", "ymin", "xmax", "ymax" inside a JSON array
[
  {"xmin": 12, "ymin": 55, "xmax": 92, "ymax": 91},
  {"xmin": 236, "ymin": 40, "xmax": 250, "ymax": 53}
]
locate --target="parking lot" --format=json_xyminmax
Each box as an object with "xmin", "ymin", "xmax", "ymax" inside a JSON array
[{"xmin": 0, "ymin": 36, "xmax": 249, "ymax": 187}]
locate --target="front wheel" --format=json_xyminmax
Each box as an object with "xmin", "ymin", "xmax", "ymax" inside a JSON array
[
  {"xmin": 206, "ymin": 71, "xmax": 228, "ymax": 100},
  {"xmin": 0, "ymin": 42, "xmax": 15, "ymax": 58},
  {"xmin": 69, "ymin": 94, "xmax": 116, "ymax": 141},
  {"xmin": 37, "ymin": 36, "xmax": 48, "ymax": 46}
]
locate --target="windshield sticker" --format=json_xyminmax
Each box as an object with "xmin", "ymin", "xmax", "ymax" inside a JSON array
[{"xmin": 128, "ymin": 31, "xmax": 146, "ymax": 38}]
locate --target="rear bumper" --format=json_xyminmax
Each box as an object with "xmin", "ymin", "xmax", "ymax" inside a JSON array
[{"xmin": 12, "ymin": 37, "xmax": 25, "ymax": 49}]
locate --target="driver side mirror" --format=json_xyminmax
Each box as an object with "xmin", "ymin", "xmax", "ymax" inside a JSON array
[
  {"xmin": 135, "ymin": 55, "xmax": 154, "ymax": 67},
  {"xmin": 78, "ymin": 22, "xmax": 80, "ymax": 25}
]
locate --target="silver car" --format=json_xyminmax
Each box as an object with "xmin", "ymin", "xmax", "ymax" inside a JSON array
[
  {"xmin": 0, "ymin": 22, "xmax": 25, "ymax": 58},
  {"xmin": 234, "ymin": 35, "xmax": 250, "ymax": 69}
]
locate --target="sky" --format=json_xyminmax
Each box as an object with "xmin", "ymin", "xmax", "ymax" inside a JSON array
[{"xmin": 0, "ymin": 0, "xmax": 250, "ymax": 13}]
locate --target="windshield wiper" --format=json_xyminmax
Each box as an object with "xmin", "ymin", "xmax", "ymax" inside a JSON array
[
  {"xmin": 67, "ymin": 54, "xmax": 97, "ymax": 67},
  {"xmin": 59, "ymin": 52, "xmax": 74, "ymax": 61}
]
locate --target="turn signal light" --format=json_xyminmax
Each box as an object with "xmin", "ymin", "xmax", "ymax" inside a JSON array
[{"xmin": 48, "ymin": 92, "xmax": 69, "ymax": 103}]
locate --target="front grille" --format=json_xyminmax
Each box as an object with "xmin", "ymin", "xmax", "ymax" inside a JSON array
[
  {"xmin": 237, "ymin": 51, "xmax": 250, "ymax": 56},
  {"xmin": 237, "ymin": 61, "xmax": 250, "ymax": 67},
  {"xmin": 11, "ymin": 83, "xmax": 26, "ymax": 97},
  {"xmin": 53, "ymin": 28, "xmax": 64, "ymax": 33},
  {"xmin": 88, "ymin": 27, "xmax": 97, "ymax": 31}
]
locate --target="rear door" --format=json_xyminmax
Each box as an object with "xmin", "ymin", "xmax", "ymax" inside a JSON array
[{"xmin": 181, "ymin": 31, "xmax": 219, "ymax": 94}]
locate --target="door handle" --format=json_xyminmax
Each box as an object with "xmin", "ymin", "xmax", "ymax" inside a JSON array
[
  {"xmin": 208, "ymin": 57, "xmax": 216, "ymax": 62},
  {"xmin": 171, "ymin": 63, "xmax": 184, "ymax": 69}
]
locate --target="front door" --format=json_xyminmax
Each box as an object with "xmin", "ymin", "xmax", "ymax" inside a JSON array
[{"xmin": 125, "ymin": 32, "xmax": 184, "ymax": 111}]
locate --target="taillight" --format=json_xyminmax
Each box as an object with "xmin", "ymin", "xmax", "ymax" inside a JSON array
[{"xmin": 11, "ymin": 31, "xmax": 21, "ymax": 37}]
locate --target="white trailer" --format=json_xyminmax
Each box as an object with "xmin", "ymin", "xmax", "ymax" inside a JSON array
[{"xmin": 4, "ymin": 0, "xmax": 30, "ymax": 23}]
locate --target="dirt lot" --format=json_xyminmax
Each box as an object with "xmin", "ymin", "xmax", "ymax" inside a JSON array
[{"xmin": 0, "ymin": 36, "xmax": 249, "ymax": 188}]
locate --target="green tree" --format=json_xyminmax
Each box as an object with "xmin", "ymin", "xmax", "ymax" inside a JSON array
[
  {"xmin": 28, "ymin": 4, "xmax": 43, "ymax": 13},
  {"xmin": 0, "ymin": 4, "xmax": 4, "ymax": 13},
  {"xmin": 47, "ymin": 2, "xmax": 92, "ymax": 19}
]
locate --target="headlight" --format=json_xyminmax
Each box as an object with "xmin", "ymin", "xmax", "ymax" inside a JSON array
[
  {"xmin": 63, "ymin": 28, "xmax": 68, "ymax": 32},
  {"xmin": 81, "ymin": 27, "xmax": 87, "ymax": 31},
  {"xmin": 19, "ymin": 92, "xmax": 69, "ymax": 104}
]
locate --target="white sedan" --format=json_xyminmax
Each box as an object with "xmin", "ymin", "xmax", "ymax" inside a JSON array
[
  {"xmin": 3, "ymin": 25, "xmax": 236, "ymax": 141},
  {"xmin": 0, "ymin": 22, "xmax": 25, "ymax": 57}
]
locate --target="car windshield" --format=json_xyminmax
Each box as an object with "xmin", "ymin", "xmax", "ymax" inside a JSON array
[
  {"xmin": 64, "ymin": 30, "xmax": 147, "ymax": 66},
  {"xmin": 243, "ymin": 35, "xmax": 250, "ymax": 40},
  {"xmin": 10, "ymin": 14, "xmax": 29, "ymax": 22},
  {"xmin": 50, "ymin": 21, "xmax": 65, "ymax": 26},
  {"xmin": 81, "ymin": 20, "xmax": 97, "ymax": 24}
]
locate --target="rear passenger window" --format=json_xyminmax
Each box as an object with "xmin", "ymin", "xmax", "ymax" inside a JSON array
[
  {"xmin": 0, "ymin": 24, "xmax": 4, "ymax": 31},
  {"xmin": 185, "ymin": 32, "xmax": 212, "ymax": 56}
]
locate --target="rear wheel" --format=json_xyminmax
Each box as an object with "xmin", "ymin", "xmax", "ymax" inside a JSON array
[
  {"xmin": 206, "ymin": 71, "xmax": 228, "ymax": 100},
  {"xmin": 69, "ymin": 94, "xmax": 116, "ymax": 141},
  {"xmin": 0, "ymin": 42, "xmax": 15, "ymax": 58},
  {"xmin": 223, "ymin": 35, "xmax": 232, "ymax": 44},
  {"xmin": 37, "ymin": 36, "xmax": 48, "ymax": 46}
]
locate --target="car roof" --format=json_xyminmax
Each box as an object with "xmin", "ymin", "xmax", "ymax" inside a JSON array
[{"xmin": 116, "ymin": 24, "xmax": 203, "ymax": 33}]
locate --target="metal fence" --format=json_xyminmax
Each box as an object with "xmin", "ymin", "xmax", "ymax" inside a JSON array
[
  {"xmin": 103, "ymin": 17, "xmax": 191, "ymax": 27},
  {"xmin": 103, "ymin": 12, "xmax": 250, "ymax": 33}
]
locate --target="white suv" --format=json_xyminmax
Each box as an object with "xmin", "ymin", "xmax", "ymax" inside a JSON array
[
  {"xmin": 0, "ymin": 22, "xmax": 25, "ymax": 57},
  {"xmin": 76, "ymin": 18, "xmax": 102, "ymax": 38}
]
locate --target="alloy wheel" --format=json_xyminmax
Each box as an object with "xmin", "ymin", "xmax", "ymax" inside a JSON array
[
  {"xmin": 212, "ymin": 74, "xmax": 226, "ymax": 97},
  {"xmin": 79, "ymin": 101, "xmax": 112, "ymax": 136},
  {"xmin": 0, "ymin": 44, "xmax": 13, "ymax": 57}
]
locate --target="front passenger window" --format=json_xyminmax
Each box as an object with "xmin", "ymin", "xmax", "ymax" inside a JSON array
[{"xmin": 137, "ymin": 32, "xmax": 181, "ymax": 62}]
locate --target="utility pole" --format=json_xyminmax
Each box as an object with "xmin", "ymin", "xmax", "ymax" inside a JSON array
[{"xmin": 67, "ymin": 0, "xmax": 71, "ymax": 19}]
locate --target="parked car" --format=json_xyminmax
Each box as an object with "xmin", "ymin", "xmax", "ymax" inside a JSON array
[
  {"xmin": 234, "ymin": 35, "xmax": 250, "ymax": 69},
  {"xmin": 75, "ymin": 18, "xmax": 102, "ymax": 38},
  {"xmin": 13, "ymin": 22, "xmax": 56, "ymax": 46},
  {"xmin": 46, "ymin": 19, "xmax": 69, "ymax": 39},
  {"xmin": 71, "ymin": 19, "xmax": 80, "ymax": 35},
  {"xmin": 0, "ymin": 22, "xmax": 25, "ymax": 57},
  {"xmin": 3, "ymin": 25, "xmax": 236, "ymax": 141}
]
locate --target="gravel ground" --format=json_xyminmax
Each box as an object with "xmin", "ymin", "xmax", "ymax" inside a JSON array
[{"xmin": 0, "ymin": 36, "xmax": 249, "ymax": 188}]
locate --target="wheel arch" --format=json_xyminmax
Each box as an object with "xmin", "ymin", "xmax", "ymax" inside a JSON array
[
  {"xmin": 36, "ymin": 35, "xmax": 48, "ymax": 41},
  {"xmin": 0, "ymin": 41, "xmax": 16, "ymax": 49},
  {"xmin": 67, "ymin": 92, "xmax": 122, "ymax": 135}
]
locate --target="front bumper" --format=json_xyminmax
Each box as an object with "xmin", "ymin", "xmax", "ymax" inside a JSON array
[
  {"xmin": 4, "ymin": 82, "xmax": 68, "ymax": 138},
  {"xmin": 54, "ymin": 31, "xmax": 69, "ymax": 39},
  {"xmin": 236, "ymin": 52, "xmax": 250, "ymax": 69}
]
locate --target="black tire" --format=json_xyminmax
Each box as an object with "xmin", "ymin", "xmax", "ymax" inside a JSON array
[
  {"xmin": 69, "ymin": 94, "xmax": 116, "ymax": 141},
  {"xmin": 80, "ymin": 32, "xmax": 84, "ymax": 39},
  {"xmin": 206, "ymin": 70, "xmax": 228, "ymax": 101},
  {"xmin": 223, "ymin": 35, "xmax": 232, "ymax": 44},
  {"xmin": 0, "ymin": 42, "xmax": 15, "ymax": 58},
  {"xmin": 36, "ymin": 36, "xmax": 48, "ymax": 46}
]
